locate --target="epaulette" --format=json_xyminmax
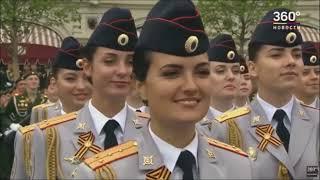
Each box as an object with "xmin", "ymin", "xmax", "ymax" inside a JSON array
[
  {"xmin": 300, "ymin": 102, "xmax": 319, "ymax": 110},
  {"xmin": 32, "ymin": 104, "xmax": 45, "ymax": 110},
  {"xmin": 19, "ymin": 124, "xmax": 38, "ymax": 135},
  {"xmin": 135, "ymin": 111, "xmax": 150, "ymax": 119},
  {"xmin": 38, "ymin": 112, "xmax": 77, "ymax": 130},
  {"xmin": 207, "ymin": 137, "xmax": 248, "ymax": 157},
  {"xmin": 84, "ymin": 140, "xmax": 138, "ymax": 170},
  {"xmin": 41, "ymin": 102, "xmax": 56, "ymax": 108},
  {"xmin": 19, "ymin": 112, "xmax": 77, "ymax": 134},
  {"xmin": 215, "ymin": 107, "xmax": 250, "ymax": 123}
]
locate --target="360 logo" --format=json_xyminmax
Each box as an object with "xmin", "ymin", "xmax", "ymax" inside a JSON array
[
  {"xmin": 273, "ymin": 11, "xmax": 301, "ymax": 22},
  {"xmin": 272, "ymin": 10, "xmax": 300, "ymax": 30}
]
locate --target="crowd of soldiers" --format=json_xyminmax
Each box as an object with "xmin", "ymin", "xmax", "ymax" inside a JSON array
[{"xmin": 0, "ymin": 0, "xmax": 319, "ymax": 179}]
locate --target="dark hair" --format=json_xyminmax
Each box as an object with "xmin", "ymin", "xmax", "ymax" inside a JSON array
[
  {"xmin": 133, "ymin": 49, "xmax": 152, "ymax": 82},
  {"xmin": 81, "ymin": 45, "xmax": 98, "ymax": 62},
  {"xmin": 248, "ymin": 42, "xmax": 264, "ymax": 62}
]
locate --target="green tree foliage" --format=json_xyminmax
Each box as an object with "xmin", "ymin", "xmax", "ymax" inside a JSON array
[
  {"xmin": 198, "ymin": 0, "xmax": 296, "ymax": 55},
  {"xmin": 0, "ymin": 0, "xmax": 80, "ymax": 79}
]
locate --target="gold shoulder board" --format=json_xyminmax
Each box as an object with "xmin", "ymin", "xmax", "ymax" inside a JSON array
[
  {"xmin": 19, "ymin": 112, "xmax": 77, "ymax": 134},
  {"xmin": 215, "ymin": 107, "xmax": 250, "ymax": 123},
  {"xmin": 39, "ymin": 112, "xmax": 77, "ymax": 130},
  {"xmin": 84, "ymin": 140, "xmax": 138, "ymax": 170},
  {"xmin": 41, "ymin": 102, "xmax": 56, "ymax": 108},
  {"xmin": 300, "ymin": 102, "xmax": 320, "ymax": 110},
  {"xmin": 135, "ymin": 111, "xmax": 150, "ymax": 119},
  {"xmin": 19, "ymin": 124, "xmax": 39, "ymax": 135},
  {"xmin": 207, "ymin": 137, "xmax": 248, "ymax": 157}
]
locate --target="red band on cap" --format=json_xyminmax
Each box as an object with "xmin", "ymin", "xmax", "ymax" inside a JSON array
[
  {"xmin": 99, "ymin": 22, "xmax": 137, "ymax": 37},
  {"xmin": 147, "ymin": 17, "xmax": 205, "ymax": 33},
  {"xmin": 170, "ymin": 9, "xmax": 200, "ymax": 22}
]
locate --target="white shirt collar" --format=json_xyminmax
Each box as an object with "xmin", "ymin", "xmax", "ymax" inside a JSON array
[
  {"xmin": 256, "ymin": 94, "xmax": 294, "ymax": 123},
  {"xmin": 88, "ymin": 99, "xmax": 127, "ymax": 135},
  {"xmin": 309, "ymin": 98, "xmax": 318, "ymax": 108},
  {"xmin": 58, "ymin": 100, "xmax": 66, "ymax": 115},
  {"xmin": 149, "ymin": 124, "xmax": 198, "ymax": 172},
  {"xmin": 128, "ymin": 104, "xmax": 147, "ymax": 112}
]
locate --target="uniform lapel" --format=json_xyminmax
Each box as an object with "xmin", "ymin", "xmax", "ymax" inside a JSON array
[
  {"xmin": 71, "ymin": 103, "xmax": 102, "ymax": 154},
  {"xmin": 123, "ymin": 106, "xmax": 148, "ymax": 141},
  {"xmin": 288, "ymin": 100, "xmax": 313, "ymax": 167},
  {"xmin": 197, "ymin": 135, "xmax": 224, "ymax": 179},
  {"xmin": 137, "ymin": 125, "xmax": 165, "ymax": 172},
  {"xmin": 248, "ymin": 99, "xmax": 295, "ymax": 175}
]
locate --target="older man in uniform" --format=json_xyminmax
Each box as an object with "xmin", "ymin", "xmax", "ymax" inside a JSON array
[{"xmin": 294, "ymin": 41, "xmax": 319, "ymax": 109}]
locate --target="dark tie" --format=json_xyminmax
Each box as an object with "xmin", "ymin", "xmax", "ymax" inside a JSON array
[
  {"xmin": 273, "ymin": 109, "xmax": 290, "ymax": 152},
  {"xmin": 102, "ymin": 119, "xmax": 120, "ymax": 149},
  {"xmin": 176, "ymin": 150, "xmax": 196, "ymax": 180}
]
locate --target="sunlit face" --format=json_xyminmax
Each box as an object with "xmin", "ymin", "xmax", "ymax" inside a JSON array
[
  {"xmin": 210, "ymin": 62, "xmax": 240, "ymax": 99},
  {"xmin": 295, "ymin": 66, "xmax": 320, "ymax": 97},
  {"xmin": 84, "ymin": 47, "xmax": 134, "ymax": 99},
  {"xmin": 238, "ymin": 73, "xmax": 253, "ymax": 98},
  {"xmin": 138, "ymin": 52, "xmax": 211, "ymax": 126},
  {"xmin": 16, "ymin": 80, "xmax": 26, "ymax": 93},
  {"xmin": 25, "ymin": 75, "xmax": 39, "ymax": 90},
  {"xmin": 54, "ymin": 69, "xmax": 92, "ymax": 111},
  {"xmin": 249, "ymin": 45, "xmax": 303, "ymax": 93}
]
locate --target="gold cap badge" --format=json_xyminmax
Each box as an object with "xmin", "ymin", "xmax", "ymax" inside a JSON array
[
  {"xmin": 285, "ymin": 32, "xmax": 297, "ymax": 44},
  {"xmin": 76, "ymin": 59, "xmax": 84, "ymax": 68},
  {"xmin": 118, "ymin": 34, "xmax": 129, "ymax": 46},
  {"xmin": 227, "ymin": 50, "xmax": 235, "ymax": 60},
  {"xmin": 240, "ymin": 65, "xmax": 246, "ymax": 72},
  {"xmin": 310, "ymin": 55, "xmax": 317, "ymax": 64},
  {"xmin": 185, "ymin": 36, "xmax": 199, "ymax": 53}
]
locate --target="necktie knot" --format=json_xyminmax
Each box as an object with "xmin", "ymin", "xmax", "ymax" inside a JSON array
[
  {"xmin": 176, "ymin": 150, "xmax": 195, "ymax": 180},
  {"xmin": 102, "ymin": 119, "xmax": 120, "ymax": 149},
  {"xmin": 273, "ymin": 109, "xmax": 287, "ymax": 122},
  {"xmin": 103, "ymin": 119, "xmax": 120, "ymax": 132}
]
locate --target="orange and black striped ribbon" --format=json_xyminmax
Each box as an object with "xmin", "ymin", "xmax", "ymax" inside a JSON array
[
  {"xmin": 256, "ymin": 124, "xmax": 282, "ymax": 151},
  {"xmin": 74, "ymin": 131, "xmax": 102, "ymax": 160},
  {"xmin": 146, "ymin": 166, "xmax": 171, "ymax": 180}
]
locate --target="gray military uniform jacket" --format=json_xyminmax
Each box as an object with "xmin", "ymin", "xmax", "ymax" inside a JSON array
[
  {"xmin": 11, "ymin": 101, "xmax": 62, "ymax": 179},
  {"xmin": 75, "ymin": 124, "xmax": 252, "ymax": 179},
  {"xmin": 29, "ymin": 103, "xmax": 147, "ymax": 179},
  {"xmin": 203, "ymin": 98, "xmax": 319, "ymax": 179},
  {"xmin": 29, "ymin": 100, "xmax": 62, "ymax": 124}
]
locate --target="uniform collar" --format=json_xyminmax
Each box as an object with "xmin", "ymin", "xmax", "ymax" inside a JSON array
[
  {"xmin": 88, "ymin": 99, "xmax": 127, "ymax": 135},
  {"xmin": 309, "ymin": 97, "xmax": 318, "ymax": 108},
  {"xmin": 256, "ymin": 94, "xmax": 294, "ymax": 123},
  {"xmin": 148, "ymin": 123, "xmax": 198, "ymax": 172},
  {"xmin": 128, "ymin": 104, "xmax": 148, "ymax": 112},
  {"xmin": 209, "ymin": 105, "xmax": 235, "ymax": 117},
  {"xmin": 59, "ymin": 100, "xmax": 66, "ymax": 115}
]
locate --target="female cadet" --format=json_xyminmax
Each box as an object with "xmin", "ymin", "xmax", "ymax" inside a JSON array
[
  {"xmin": 10, "ymin": 36, "xmax": 92, "ymax": 179},
  {"xmin": 30, "ymin": 36, "xmax": 92, "ymax": 124},
  {"xmin": 76, "ymin": 1, "xmax": 252, "ymax": 179},
  {"xmin": 29, "ymin": 8, "xmax": 148, "ymax": 179},
  {"xmin": 197, "ymin": 34, "xmax": 246, "ymax": 149},
  {"xmin": 293, "ymin": 41, "xmax": 319, "ymax": 108},
  {"xmin": 235, "ymin": 55, "xmax": 253, "ymax": 107},
  {"xmin": 205, "ymin": 8, "xmax": 319, "ymax": 179}
]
